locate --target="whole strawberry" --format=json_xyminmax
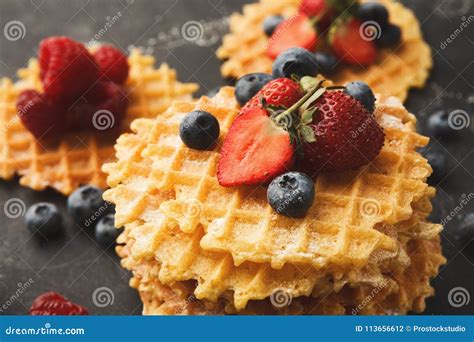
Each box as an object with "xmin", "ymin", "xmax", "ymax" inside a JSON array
[
  {"xmin": 331, "ymin": 18, "xmax": 377, "ymax": 65},
  {"xmin": 30, "ymin": 291, "xmax": 88, "ymax": 315},
  {"xmin": 299, "ymin": 90, "xmax": 384, "ymax": 175},
  {"xmin": 39, "ymin": 37, "xmax": 99, "ymax": 103},
  {"xmin": 242, "ymin": 77, "xmax": 303, "ymax": 112}
]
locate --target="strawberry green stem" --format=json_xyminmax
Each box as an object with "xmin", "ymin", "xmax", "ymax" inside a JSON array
[{"xmin": 273, "ymin": 78, "xmax": 323, "ymax": 124}]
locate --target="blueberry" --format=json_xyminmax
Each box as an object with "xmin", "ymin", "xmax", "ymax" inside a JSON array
[
  {"xmin": 25, "ymin": 203, "xmax": 63, "ymax": 237},
  {"xmin": 314, "ymin": 52, "xmax": 339, "ymax": 76},
  {"xmin": 179, "ymin": 110, "xmax": 220, "ymax": 150},
  {"xmin": 376, "ymin": 24, "xmax": 402, "ymax": 48},
  {"xmin": 426, "ymin": 110, "xmax": 455, "ymax": 138},
  {"xmin": 272, "ymin": 47, "xmax": 319, "ymax": 79},
  {"xmin": 453, "ymin": 213, "xmax": 474, "ymax": 242},
  {"xmin": 267, "ymin": 172, "xmax": 315, "ymax": 218},
  {"xmin": 206, "ymin": 87, "xmax": 221, "ymax": 98},
  {"xmin": 67, "ymin": 185, "xmax": 112, "ymax": 228},
  {"xmin": 235, "ymin": 73, "xmax": 273, "ymax": 106},
  {"xmin": 356, "ymin": 2, "xmax": 389, "ymax": 28},
  {"xmin": 95, "ymin": 214, "xmax": 121, "ymax": 247},
  {"xmin": 423, "ymin": 149, "xmax": 449, "ymax": 185},
  {"xmin": 263, "ymin": 15, "xmax": 284, "ymax": 36},
  {"xmin": 344, "ymin": 81, "xmax": 376, "ymax": 113}
]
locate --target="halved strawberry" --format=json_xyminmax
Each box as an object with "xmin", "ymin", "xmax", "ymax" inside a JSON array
[
  {"xmin": 217, "ymin": 108, "xmax": 294, "ymax": 187},
  {"xmin": 267, "ymin": 14, "xmax": 318, "ymax": 60},
  {"xmin": 242, "ymin": 78, "xmax": 303, "ymax": 112},
  {"xmin": 331, "ymin": 19, "xmax": 377, "ymax": 65}
]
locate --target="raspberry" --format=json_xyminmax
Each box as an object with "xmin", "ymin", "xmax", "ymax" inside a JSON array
[
  {"xmin": 68, "ymin": 81, "xmax": 129, "ymax": 131},
  {"xmin": 39, "ymin": 37, "xmax": 98, "ymax": 103},
  {"xmin": 16, "ymin": 90, "xmax": 66, "ymax": 141},
  {"xmin": 30, "ymin": 292, "xmax": 88, "ymax": 315},
  {"xmin": 93, "ymin": 45, "xmax": 129, "ymax": 84}
]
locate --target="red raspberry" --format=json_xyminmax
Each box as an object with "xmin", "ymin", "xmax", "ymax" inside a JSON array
[
  {"xmin": 93, "ymin": 45, "xmax": 129, "ymax": 84},
  {"xmin": 16, "ymin": 90, "xmax": 66, "ymax": 141},
  {"xmin": 68, "ymin": 81, "xmax": 129, "ymax": 131},
  {"xmin": 30, "ymin": 292, "xmax": 88, "ymax": 315},
  {"xmin": 39, "ymin": 36, "xmax": 98, "ymax": 103}
]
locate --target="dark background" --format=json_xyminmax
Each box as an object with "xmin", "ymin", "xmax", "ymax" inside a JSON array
[{"xmin": 0, "ymin": 0, "xmax": 473, "ymax": 315}]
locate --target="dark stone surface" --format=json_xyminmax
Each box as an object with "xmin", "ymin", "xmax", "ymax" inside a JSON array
[{"xmin": 0, "ymin": 0, "xmax": 473, "ymax": 315}]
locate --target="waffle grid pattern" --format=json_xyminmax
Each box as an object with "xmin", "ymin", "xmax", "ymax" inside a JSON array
[
  {"xmin": 217, "ymin": 0, "xmax": 432, "ymax": 101},
  {"xmin": 0, "ymin": 49, "xmax": 198, "ymax": 195},
  {"xmin": 104, "ymin": 88, "xmax": 443, "ymax": 311}
]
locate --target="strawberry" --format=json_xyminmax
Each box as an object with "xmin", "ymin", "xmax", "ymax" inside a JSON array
[
  {"xmin": 298, "ymin": 90, "xmax": 384, "ymax": 175},
  {"xmin": 30, "ymin": 291, "xmax": 88, "ymax": 315},
  {"xmin": 267, "ymin": 14, "xmax": 318, "ymax": 60},
  {"xmin": 241, "ymin": 78, "xmax": 303, "ymax": 112},
  {"xmin": 217, "ymin": 108, "xmax": 294, "ymax": 187},
  {"xmin": 93, "ymin": 44, "xmax": 129, "ymax": 84},
  {"xmin": 299, "ymin": 0, "xmax": 334, "ymax": 30},
  {"xmin": 331, "ymin": 19, "xmax": 377, "ymax": 65}
]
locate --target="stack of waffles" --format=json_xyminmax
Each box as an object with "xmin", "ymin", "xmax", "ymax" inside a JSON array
[
  {"xmin": 0, "ymin": 49, "xmax": 198, "ymax": 195},
  {"xmin": 217, "ymin": 0, "xmax": 432, "ymax": 102},
  {"xmin": 104, "ymin": 87, "xmax": 445, "ymax": 315}
]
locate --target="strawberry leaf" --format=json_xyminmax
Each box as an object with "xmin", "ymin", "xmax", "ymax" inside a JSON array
[
  {"xmin": 301, "ymin": 86, "xmax": 326, "ymax": 111},
  {"xmin": 300, "ymin": 107, "xmax": 317, "ymax": 125},
  {"xmin": 300, "ymin": 125, "xmax": 316, "ymax": 143}
]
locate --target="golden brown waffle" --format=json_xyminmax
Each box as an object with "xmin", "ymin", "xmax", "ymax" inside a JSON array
[
  {"xmin": 217, "ymin": 0, "xmax": 432, "ymax": 101},
  {"xmin": 117, "ymin": 223, "xmax": 444, "ymax": 315},
  {"xmin": 104, "ymin": 88, "xmax": 441, "ymax": 311},
  {"xmin": 0, "ymin": 49, "xmax": 198, "ymax": 195},
  {"xmin": 126, "ymin": 88, "xmax": 431, "ymax": 272}
]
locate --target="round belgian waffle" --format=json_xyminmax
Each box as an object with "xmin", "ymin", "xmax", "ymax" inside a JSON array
[
  {"xmin": 0, "ymin": 49, "xmax": 198, "ymax": 195},
  {"xmin": 217, "ymin": 0, "xmax": 432, "ymax": 101},
  {"xmin": 104, "ymin": 87, "xmax": 444, "ymax": 312}
]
